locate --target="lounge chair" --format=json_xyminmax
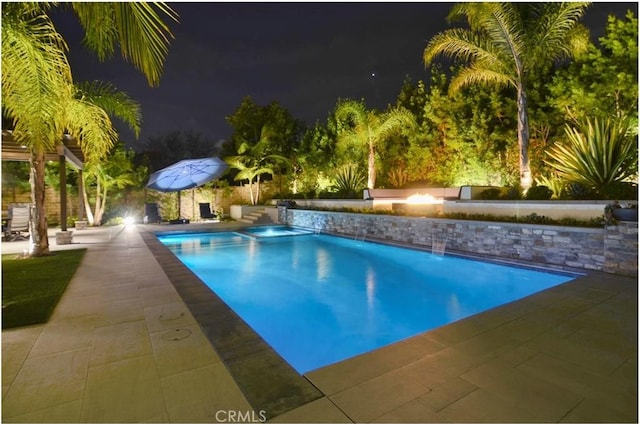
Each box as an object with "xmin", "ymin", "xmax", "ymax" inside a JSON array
[
  {"xmin": 5, "ymin": 205, "xmax": 30, "ymax": 241},
  {"xmin": 199, "ymin": 203, "xmax": 216, "ymax": 220},
  {"xmin": 144, "ymin": 203, "xmax": 162, "ymax": 224}
]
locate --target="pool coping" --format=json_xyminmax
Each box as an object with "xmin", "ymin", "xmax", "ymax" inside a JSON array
[
  {"xmin": 140, "ymin": 225, "xmax": 637, "ymax": 421},
  {"xmin": 139, "ymin": 229, "xmax": 324, "ymax": 420}
]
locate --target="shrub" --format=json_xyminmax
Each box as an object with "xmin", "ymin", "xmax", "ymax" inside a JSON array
[
  {"xmin": 602, "ymin": 182, "xmax": 638, "ymax": 200},
  {"xmin": 535, "ymin": 174, "xmax": 564, "ymax": 199},
  {"xmin": 501, "ymin": 186, "xmax": 523, "ymax": 200},
  {"xmin": 545, "ymin": 116, "xmax": 638, "ymax": 197},
  {"xmin": 525, "ymin": 185, "xmax": 553, "ymax": 200},
  {"xmin": 563, "ymin": 182, "xmax": 598, "ymax": 200},
  {"xmin": 479, "ymin": 188, "xmax": 502, "ymax": 200}
]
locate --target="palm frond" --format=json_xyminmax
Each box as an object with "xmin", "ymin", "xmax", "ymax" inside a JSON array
[
  {"xmin": 375, "ymin": 107, "xmax": 415, "ymax": 138},
  {"xmin": 75, "ymin": 81, "xmax": 142, "ymax": 137},
  {"xmin": 334, "ymin": 99, "xmax": 367, "ymax": 124},
  {"xmin": 63, "ymin": 97, "xmax": 118, "ymax": 161},
  {"xmin": 72, "ymin": 2, "xmax": 178, "ymax": 86},
  {"xmin": 1, "ymin": 7, "xmax": 72, "ymax": 150},
  {"xmin": 450, "ymin": 65, "xmax": 513, "ymax": 92},
  {"xmin": 527, "ymin": 3, "xmax": 590, "ymax": 63},
  {"xmin": 424, "ymin": 28, "xmax": 511, "ymax": 72}
]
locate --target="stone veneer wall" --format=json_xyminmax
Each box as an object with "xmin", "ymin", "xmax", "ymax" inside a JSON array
[{"xmin": 278, "ymin": 208, "xmax": 638, "ymax": 277}]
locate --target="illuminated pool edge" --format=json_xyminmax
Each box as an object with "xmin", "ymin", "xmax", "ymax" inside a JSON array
[{"xmin": 157, "ymin": 228, "xmax": 581, "ymax": 374}]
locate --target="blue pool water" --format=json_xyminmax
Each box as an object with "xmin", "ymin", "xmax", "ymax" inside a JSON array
[{"xmin": 158, "ymin": 228, "xmax": 576, "ymax": 374}]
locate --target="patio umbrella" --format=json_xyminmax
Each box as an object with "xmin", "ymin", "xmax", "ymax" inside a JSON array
[{"xmin": 146, "ymin": 157, "xmax": 228, "ymax": 218}]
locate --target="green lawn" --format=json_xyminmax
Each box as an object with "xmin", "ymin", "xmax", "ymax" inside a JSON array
[{"xmin": 2, "ymin": 249, "xmax": 87, "ymax": 329}]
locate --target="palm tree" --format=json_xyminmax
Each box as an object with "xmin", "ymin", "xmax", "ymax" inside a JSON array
[
  {"xmin": 83, "ymin": 143, "xmax": 139, "ymax": 226},
  {"xmin": 335, "ymin": 100, "xmax": 414, "ymax": 189},
  {"xmin": 423, "ymin": 2, "xmax": 590, "ymax": 190},
  {"xmin": 225, "ymin": 125, "xmax": 289, "ymax": 205},
  {"xmin": 2, "ymin": 3, "xmax": 176, "ymax": 255}
]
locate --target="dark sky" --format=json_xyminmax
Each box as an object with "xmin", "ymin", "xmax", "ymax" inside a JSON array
[{"xmin": 53, "ymin": 2, "xmax": 637, "ymax": 151}]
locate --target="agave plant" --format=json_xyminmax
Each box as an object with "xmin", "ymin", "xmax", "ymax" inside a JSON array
[
  {"xmin": 545, "ymin": 116, "xmax": 638, "ymax": 196},
  {"xmin": 534, "ymin": 173, "xmax": 565, "ymax": 199},
  {"xmin": 333, "ymin": 164, "xmax": 365, "ymax": 197}
]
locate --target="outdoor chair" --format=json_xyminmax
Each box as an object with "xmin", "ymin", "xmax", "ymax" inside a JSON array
[
  {"xmin": 199, "ymin": 203, "xmax": 216, "ymax": 220},
  {"xmin": 144, "ymin": 203, "xmax": 162, "ymax": 224},
  {"xmin": 5, "ymin": 205, "xmax": 30, "ymax": 241}
]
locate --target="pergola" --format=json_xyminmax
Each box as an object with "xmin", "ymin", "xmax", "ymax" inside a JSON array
[{"xmin": 2, "ymin": 129, "xmax": 85, "ymax": 232}]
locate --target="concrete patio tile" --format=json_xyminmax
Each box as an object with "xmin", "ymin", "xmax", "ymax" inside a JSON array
[
  {"xmin": 270, "ymin": 397, "xmax": 352, "ymax": 423},
  {"xmin": 437, "ymin": 388, "xmax": 547, "ymax": 423},
  {"xmin": 524, "ymin": 330, "xmax": 630, "ymax": 375},
  {"xmin": 449, "ymin": 327, "xmax": 519, "ymax": 358},
  {"xmin": 517, "ymin": 353, "xmax": 637, "ymax": 417},
  {"xmin": 491, "ymin": 306, "xmax": 571, "ymax": 343},
  {"xmin": 139, "ymin": 285, "xmax": 182, "ymax": 307},
  {"xmin": 405, "ymin": 346, "xmax": 492, "ymax": 382},
  {"xmin": 99, "ymin": 282, "xmax": 139, "ymax": 303},
  {"xmin": 28, "ymin": 316, "xmax": 95, "ymax": 357},
  {"xmin": 89, "ymin": 320, "xmax": 152, "ymax": 366},
  {"xmin": 149, "ymin": 324, "xmax": 221, "ymax": 378},
  {"xmin": 81, "ymin": 355, "xmax": 165, "ymax": 422},
  {"xmin": 2, "ymin": 399, "xmax": 82, "ymax": 423},
  {"xmin": 560, "ymin": 397, "xmax": 637, "ymax": 423},
  {"xmin": 574, "ymin": 302, "xmax": 638, "ymax": 340},
  {"xmin": 566, "ymin": 326, "xmax": 637, "ymax": 358},
  {"xmin": 306, "ymin": 334, "xmax": 447, "ymax": 395},
  {"xmin": 160, "ymin": 363, "xmax": 252, "ymax": 423},
  {"xmin": 1, "ymin": 325, "xmax": 43, "ymax": 397},
  {"xmin": 460, "ymin": 360, "xmax": 583, "ymax": 422},
  {"xmin": 135, "ymin": 272, "xmax": 172, "ymax": 289},
  {"xmin": 492, "ymin": 345, "xmax": 539, "ymax": 368},
  {"xmin": 94, "ymin": 297, "xmax": 146, "ymax": 327},
  {"xmin": 49, "ymin": 293, "xmax": 102, "ymax": 321},
  {"xmin": 143, "ymin": 301, "xmax": 197, "ymax": 333},
  {"xmin": 610, "ymin": 359, "xmax": 638, "ymax": 393},
  {"xmin": 542, "ymin": 294, "xmax": 605, "ymax": 320},
  {"xmin": 2, "ymin": 348, "xmax": 89, "ymax": 418},
  {"xmin": 372, "ymin": 399, "xmax": 444, "ymax": 423},
  {"xmin": 426, "ymin": 317, "xmax": 490, "ymax": 346},
  {"xmin": 415, "ymin": 377, "xmax": 478, "ymax": 413},
  {"xmin": 328, "ymin": 366, "xmax": 432, "ymax": 422}
]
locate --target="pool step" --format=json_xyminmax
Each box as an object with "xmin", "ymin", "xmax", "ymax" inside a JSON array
[{"xmin": 237, "ymin": 208, "xmax": 275, "ymax": 224}]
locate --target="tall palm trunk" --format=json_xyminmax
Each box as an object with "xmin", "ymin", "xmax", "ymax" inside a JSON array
[
  {"xmin": 516, "ymin": 83, "xmax": 532, "ymax": 190},
  {"xmin": 367, "ymin": 142, "xmax": 376, "ymax": 189},
  {"xmin": 254, "ymin": 175, "xmax": 261, "ymax": 205},
  {"xmin": 82, "ymin": 182, "xmax": 96, "ymax": 225},
  {"xmin": 94, "ymin": 184, "xmax": 108, "ymax": 225},
  {"xmin": 29, "ymin": 149, "xmax": 50, "ymax": 256}
]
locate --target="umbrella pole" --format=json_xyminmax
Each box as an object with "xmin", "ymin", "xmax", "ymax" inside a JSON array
[{"xmin": 177, "ymin": 191, "xmax": 181, "ymax": 218}]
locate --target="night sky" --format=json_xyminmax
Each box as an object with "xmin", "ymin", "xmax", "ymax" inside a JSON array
[{"xmin": 52, "ymin": 2, "xmax": 637, "ymax": 151}]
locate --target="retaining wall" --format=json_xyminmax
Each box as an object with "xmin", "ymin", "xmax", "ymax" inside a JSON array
[{"xmin": 278, "ymin": 208, "xmax": 638, "ymax": 277}]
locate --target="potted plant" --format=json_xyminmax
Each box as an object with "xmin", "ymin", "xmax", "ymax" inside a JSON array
[{"xmin": 604, "ymin": 201, "xmax": 638, "ymax": 225}]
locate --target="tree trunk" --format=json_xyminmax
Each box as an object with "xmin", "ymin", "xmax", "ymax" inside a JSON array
[
  {"xmin": 255, "ymin": 175, "xmax": 261, "ymax": 205},
  {"xmin": 82, "ymin": 179, "xmax": 95, "ymax": 225},
  {"xmin": 517, "ymin": 83, "xmax": 532, "ymax": 190},
  {"xmin": 247, "ymin": 180, "xmax": 255, "ymax": 205},
  {"xmin": 29, "ymin": 149, "xmax": 49, "ymax": 256},
  {"xmin": 94, "ymin": 185, "xmax": 107, "ymax": 226},
  {"xmin": 367, "ymin": 141, "xmax": 376, "ymax": 189}
]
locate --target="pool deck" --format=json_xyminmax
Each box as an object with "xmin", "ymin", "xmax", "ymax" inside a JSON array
[{"xmin": 2, "ymin": 223, "xmax": 637, "ymax": 423}]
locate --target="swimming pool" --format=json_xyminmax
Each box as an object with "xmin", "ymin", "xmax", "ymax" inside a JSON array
[{"xmin": 158, "ymin": 227, "xmax": 577, "ymax": 374}]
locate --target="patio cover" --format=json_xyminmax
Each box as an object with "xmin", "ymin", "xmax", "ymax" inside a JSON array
[{"xmin": 1, "ymin": 130, "xmax": 85, "ymax": 230}]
